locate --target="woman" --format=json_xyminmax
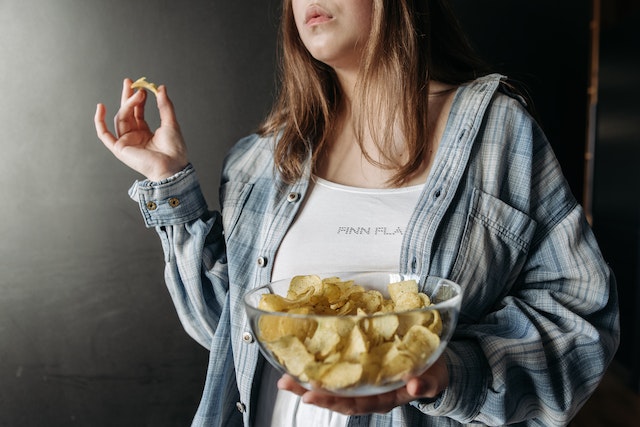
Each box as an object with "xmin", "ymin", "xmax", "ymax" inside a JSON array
[{"xmin": 94, "ymin": 0, "xmax": 620, "ymax": 425}]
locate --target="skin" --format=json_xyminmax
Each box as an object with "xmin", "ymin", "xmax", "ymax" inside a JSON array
[
  {"xmin": 292, "ymin": 0, "xmax": 372, "ymax": 83},
  {"xmin": 278, "ymin": 359, "xmax": 449, "ymax": 415},
  {"xmin": 94, "ymin": 80, "xmax": 188, "ymax": 182},
  {"xmin": 94, "ymin": 0, "xmax": 450, "ymax": 416},
  {"xmin": 293, "ymin": 0, "xmax": 456, "ymax": 188}
]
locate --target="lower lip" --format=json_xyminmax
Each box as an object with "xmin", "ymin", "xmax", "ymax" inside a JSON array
[{"xmin": 307, "ymin": 16, "xmax": 332, "ymax": 26}]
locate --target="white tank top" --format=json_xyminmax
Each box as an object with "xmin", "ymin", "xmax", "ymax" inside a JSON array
[
  {"xmin": 256, "ymin": 176, "xmax": 423, "ymax": 427},
  {"xmin": 272, "ymin": 176, "xmax": 423, "ymax": 280}
]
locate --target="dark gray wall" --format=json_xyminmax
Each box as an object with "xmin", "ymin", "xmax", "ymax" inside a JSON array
[
  {"xmin": 0, "ymin": 1, "xmax": 278, "ymax": 426},
  {"xmin": 1, "ymin": 0, "xmax": 637, "ymax": 426},
  {"xmin": 592, "ymin": 1, "xmax": 640, "ymax": 391},
  {"xmin": 453, "ymin": 0, "xmax": 593, "ymax": 205}
]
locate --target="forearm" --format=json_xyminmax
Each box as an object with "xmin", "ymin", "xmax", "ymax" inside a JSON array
[{"xmin": 129, "ymin": 164, "xmax": 229, "ymax": 348}]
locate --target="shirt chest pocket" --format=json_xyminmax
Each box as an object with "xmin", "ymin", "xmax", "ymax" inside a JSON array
[
  {"xmin": 220, "ymin": 181, "xmax": 254, "ymax": 241},
  {"xmin": 450, "ymin": 188, "xmax": 537, "ymax": 322}
]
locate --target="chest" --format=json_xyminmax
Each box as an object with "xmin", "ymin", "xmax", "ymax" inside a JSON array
[{"xmin": 271, "ymin": 177, "xmax": 424, "ymax": 280}]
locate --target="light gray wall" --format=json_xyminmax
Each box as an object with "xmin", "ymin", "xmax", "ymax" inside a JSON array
[{"xmin": 0, "ymin": 1, "xmax": 278, "ymax": 425}]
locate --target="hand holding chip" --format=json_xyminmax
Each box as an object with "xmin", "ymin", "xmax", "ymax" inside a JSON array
[
  {"xmin": 94, "ymin": 78, "xmax": 189, "ymax": 182},
  {"xmin": 277, "ymin": 357, "xmax": 449, "ymax": 415}
]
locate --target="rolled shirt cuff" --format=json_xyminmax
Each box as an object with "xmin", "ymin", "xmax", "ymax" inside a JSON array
[{"xmin": 128, "ymin": 164, "xmax": 208, "ymax": 228}]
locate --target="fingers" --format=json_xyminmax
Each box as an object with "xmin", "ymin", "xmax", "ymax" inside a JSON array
[
  {"xmin": 277, "ymin": 360, "xmax": 449, "ymax": 416},
  {"xmin": 134, "ymin": 90, "xmax": 149, "ymax": 132},
  {"xmin": 406, "ymin": 358, "xmax": 449, "ymax": 399},
  {"xmin": 301, "ymin": 389, "xmax": 399, "ymax": 415},
  {"xmin": 278, "ymin": 373, "xmax": 407, "ymax": 415},
  {"xmin": 277, "ymin": 375, "xmax": 309, "ymax": 396},
  {"xmin": 405, "ymin": 377, "xmax": 437, "ymax": 397},
  {"xmin": 114, "ymin": 88, "xmax": 146, "ymax": 138},
  {"xmin": 120, "ymin": 78, "xmax": 134, "ymax": 105},
  {"xmin": 94, "ymin": 103, "xmax": 117, "ymax": 149},
  {"xmin": 156, "ymin": 85, "xmax": 180, "ymax": 128},
  {"xmin": 112, "ymin": 79, "xmax": 178, "ymax": 137}
]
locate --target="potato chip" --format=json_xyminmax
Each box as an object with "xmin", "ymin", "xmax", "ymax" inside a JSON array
[
  {"xmin": 394, "ymin": 292, "xmax": 423, "ymax": 311},
  {"xmin": 397, "ymin": 311, "xmax": 429, "ymax": 336},
  {"xmin": 350, "ymin": 290, "xmax": 384, "ymax": 313},
  {"xmin": 306, "ymin": 319, "xmax": 342, "ymax": 357},
  {"xmin": 359, "ymin": 342, "xmax": 390, "ymax": 382},
  {"xmin": 258, "ymin": 294, "xmax": 296, "ymax": 312},
  {"xmin": 419, "ymin": 293, "xmax": 432, "ymax": 306},
  {"xmin": 257, "ymin": 274, "xmax": 445, "ymax": 391},
  {"xmin": 130, "ymin": 76, "xmax": 158, "ymax": 95},
  {"xmin": 269, "ymin": 335, "xmax": 315, "ymax": 377},
  {"xmin": 334, "ymin": 300, "xmax": 356, "ymax": 315},
  {"xmin": 398, "ymin": 324, "xmax": 441, "ymax": 362},
  {"xmin": 380, "ymin": 342, "xmax": 416, "ymax": 381},
  {"xmin": 258, "ymin": 308, "xmax": 316, "ymax": 342},
  {"xmin": 288, "ymin": 275, "xmax": 322, "ymax": 299},
  {"xmin": 388, "ymin": 279, "xmax": 419, "ymax": 303},
  {"xmin": 302, "ymin": 360, "xmax": 333, "ymax": 384},
  {"xmin": 320, "ymin": 281, "xmax": 343, "ymax": 304},
  {"xmin": 342, "ymin": 324, "xmax": 368, "ymax": 362},
  {"xmin": 317, "ymin": 361, "xmax": 363, "ymax": 389},
  {"xmin": 427, "ymin": 309, "xmax": 443, "ymax": 335},
  {"xmin": 332, "ymin": 316, "xmax": 357, "ymax": 337},
  {"xmin": 366, "ymin": 314, "xmax": 399, "ymax": 341}
]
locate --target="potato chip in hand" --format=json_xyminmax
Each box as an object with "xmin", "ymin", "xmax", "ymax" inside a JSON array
[{"xmin": 130, "ymin": 76, "xmax": 158, "ymax": 95}]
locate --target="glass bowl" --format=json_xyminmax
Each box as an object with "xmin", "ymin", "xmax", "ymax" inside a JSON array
[{"xmin": 243, "ymin": 271, "xmax": 462, "ymax": 396}]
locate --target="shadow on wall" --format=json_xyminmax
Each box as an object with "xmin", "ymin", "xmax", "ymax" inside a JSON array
[
  {"xmin": 456, "ymin": 0, "xmax": 640, "ymax": 392},
  {"xmin": 453, "ymin": 0, "xmax": 593, "ymax": 205},
  {"xmin": 0, "ymin": 1, "xmax": 279, "ymax": 426},
  {"xmin": 592, "ymin": 0, "xmax": 640, "ymax": 392}
]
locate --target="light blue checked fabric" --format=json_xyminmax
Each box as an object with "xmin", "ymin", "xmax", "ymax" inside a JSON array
[{"xmin": 129, "ymin": 74, "xmax": 620, "ymax": 426}]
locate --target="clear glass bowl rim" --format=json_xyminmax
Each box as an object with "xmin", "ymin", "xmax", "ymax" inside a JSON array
[{"xmin": 243, "ymin": 272, "xmax": 463, "ymax": 319}]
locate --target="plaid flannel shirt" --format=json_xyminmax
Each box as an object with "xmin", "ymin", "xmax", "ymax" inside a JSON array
[{"xmin": 129, "ymin": 74, "xmax": 620, "ymax": 426}]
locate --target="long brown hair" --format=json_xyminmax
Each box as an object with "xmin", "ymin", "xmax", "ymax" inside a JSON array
[{"xmin": 259, "ymin": 0, "xmax": 490, "ymax": 185}]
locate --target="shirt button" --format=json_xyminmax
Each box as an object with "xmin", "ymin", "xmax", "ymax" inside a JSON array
[
  {"xmin": 257, "ymin": 256, "xmax": 267, "ymax": 268},
  {"xmin": 168, "ymin": 197, "xmax": 180, "ymax": 208},
  {"xmin": 287, "ymin": 192, "xmax": 300, "ymax": 202},
  {"xmin": 146, "ymin": 201, "xmax": 157, "ymax": 211},
  {"xmin": 236, "ymin": 402, "xmax": 246, "ymax": 413},
  {"xmin": 242, "ymin": 332, "xmax": 254, "ymax": 343}
]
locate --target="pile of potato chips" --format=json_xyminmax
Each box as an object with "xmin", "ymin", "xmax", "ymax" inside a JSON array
[{"xmin": 257, "ymin": 275, "xmax": 443, "ymax": 391}]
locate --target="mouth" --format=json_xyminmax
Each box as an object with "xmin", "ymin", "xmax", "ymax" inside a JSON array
[{"xmin": 305, "ymin": 5, "xmax": 333, "ymax": 26}]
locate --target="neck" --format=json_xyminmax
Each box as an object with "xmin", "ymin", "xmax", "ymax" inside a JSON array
[
  {"xmin": 317, "ymin": 79, "xmax": 458, "ymax": 188},
  {"xmin": 334, "ymin": 66, "xmax": 358, "ymax": 106}
]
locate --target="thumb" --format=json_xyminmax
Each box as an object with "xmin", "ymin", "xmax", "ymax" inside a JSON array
[
  {"xmin": 156, "ymin": 85, "xmax": 180, "ymax": 128},
  {"xmin": 406, "ymin": 359, "xmax": 449, "ymax": 399},
  {"xmin": 406, "ymin": 376, "xmax": 438, "ymax": 398}
]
